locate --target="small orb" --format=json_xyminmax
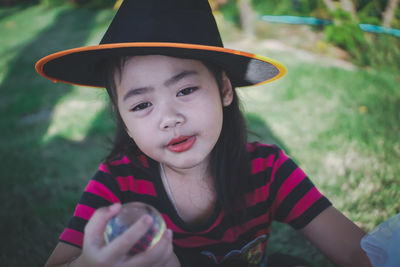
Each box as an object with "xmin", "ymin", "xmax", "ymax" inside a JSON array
[{"xmin": 104, "ymin": 202, "xmax": 166, "ymax": 255}]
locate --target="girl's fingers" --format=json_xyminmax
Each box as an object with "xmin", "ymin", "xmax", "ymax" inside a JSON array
[
  {"xmin": 150, "ymin": 229, "xmax": 174, "ymax": 266},
  {"xmin": 84, "ymin": 203, "xmax": 121, "ymax": 248},
  {"xmin": 126, "ymin": 228, "xmax": 174, "ymax": 266},
  {"xmin": 83, "ymin": 205, "xmax": 174, "ymax": 265},
  {"xmin": 105, "ymin": 214, "xmax": 154, "ymax": 258},
  {"xmin": 149, "ymin": 229, "xmax": 174, "ymax": 261}
]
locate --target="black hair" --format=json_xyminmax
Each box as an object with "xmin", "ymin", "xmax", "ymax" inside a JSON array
[{"xmin": 104, "ymin": 55, "xmax": 251, "ymax": 220}]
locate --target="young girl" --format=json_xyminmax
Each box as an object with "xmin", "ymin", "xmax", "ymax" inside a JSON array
[{"xmin": 36, "ymin": 0, "xmax": 372, "ymax": 266}]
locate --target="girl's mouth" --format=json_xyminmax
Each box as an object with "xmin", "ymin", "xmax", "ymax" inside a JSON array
[{"xmin": 167, "ymin": 136, "xmax": 196, "ymax": 153}]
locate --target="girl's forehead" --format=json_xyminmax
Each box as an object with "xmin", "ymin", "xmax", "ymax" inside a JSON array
[
  {"xmin": 115, "ymin": 55, "xmax": 212, "ymax": 92},
  {"xmin": 123, "ymin": 55, "xmax": 205, "ymax": 72},
  {"xmin": 118, "ymin": 55, "xmax": 208, "ymax": 85}
]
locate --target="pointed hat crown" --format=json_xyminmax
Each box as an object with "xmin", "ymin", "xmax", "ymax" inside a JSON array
[{"xmin": 36, "ymin": 0, "xmax": 285, "ymax": 88}]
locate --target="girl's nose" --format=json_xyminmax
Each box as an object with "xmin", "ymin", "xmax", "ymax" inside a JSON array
[{"xmin": 159, "ymin": 107, "xmax": 185, "ymax": 130}]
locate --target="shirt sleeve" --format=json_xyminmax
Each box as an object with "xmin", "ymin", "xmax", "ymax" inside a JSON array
[
  {"xmin": 269, "ymin": 148, "xmax": 332, "ymax": 229},
  {"xmin": 59, "ymin": 163, "xmax": 121, "ymax": 248}
]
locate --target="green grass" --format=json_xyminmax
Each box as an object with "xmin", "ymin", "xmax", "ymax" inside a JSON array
[
  {"xmin": 1, "ymin": 4, "xmax": 399, "ymax": 267},
  {"xmin": 242, "ymin": 60, "xmax": 400, "ymax": 227},
  {"xmin": 242, "ymin": 57, "xmax": 399, "ymax": 265},
  {"xmin": 0, "ymin": 5, "xmax": 115, "ymax": 265}
]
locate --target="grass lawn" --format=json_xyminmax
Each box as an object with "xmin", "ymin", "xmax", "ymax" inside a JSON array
[{"xmin": 1, "ymin": 4, "xmax": 399, "ymax": 266}]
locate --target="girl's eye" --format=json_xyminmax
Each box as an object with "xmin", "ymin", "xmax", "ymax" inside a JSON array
[
  {"xmin": 177, "ymin": 87, "xmax": 198, "ymax": 96},
  {"xmin": 131, "ymin": 102, "xmax": 152, "ymax": 111}
]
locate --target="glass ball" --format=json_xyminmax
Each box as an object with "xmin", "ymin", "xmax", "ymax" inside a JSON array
[{"xmin": 104, "ymin": 202, "xmax": 166, "ymax": 255}]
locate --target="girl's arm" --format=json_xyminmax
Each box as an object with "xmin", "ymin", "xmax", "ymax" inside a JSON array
[
  {"xmin": 299, "ymin": 206, "xmax": 372, "ymax": 267},
  {"xmin": 44, "ymin": 242, "xmax": 81, "ymax": 267}
]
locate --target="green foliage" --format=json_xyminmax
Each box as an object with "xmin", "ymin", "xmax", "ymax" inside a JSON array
[
  {"xmin": 0, "ymin": 0, "xmax": 37, "ymax": 7},
  {"xmin": 40, "ymin": 0, "xmax": 65, "ymax": 7},
  {"xmin": 324, "ymin": 9, "xmax": 370, "ymax": 66},
  {"xmin": 367, "ymin": 34, "xmax": 400, "ymax": 71},
  {"xmin": 219, "ymin": 0, "xmax": 240, "ymax": 27},
  {"xmin": 40, "ymin": 0, "xmax": 114, "ymax": 8},
  {"xmin": 357, "ymin": 1, "xmax": 383, "ymax": 25},
  {"xmin": 356, "ymin": 0, "xmax": 400, "ymax": 28},
  {"xmin": 251, "ymin": 0, "xmax": 327, "ymax": 17},
  {"xmin": 394, "ymin": 4, "xmax": 400, "ymax": 28},
  {"xmin": 324, "ymin": 7, "xmax": 400, "ymax": 70},
  {"xmin": 251, "ymin": 0, "xmax": 293, "ymax": 15}
]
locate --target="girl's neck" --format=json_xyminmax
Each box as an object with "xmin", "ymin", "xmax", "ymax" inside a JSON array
[
  {"xmin": 161, "ymin": 160, "xmax": 212, "ymax": 183},
  {"xmin": 159, "ymin": 161, "xmax": 217, "ymax": 225}
]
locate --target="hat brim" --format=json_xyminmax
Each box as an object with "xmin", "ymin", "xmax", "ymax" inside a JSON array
[{"xmin": 35, "ymin": 42, "xmax": 286, "ymax": 88}]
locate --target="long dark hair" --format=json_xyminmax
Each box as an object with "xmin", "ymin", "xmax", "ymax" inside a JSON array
[{"xmin": 104, "ymin": 55, "xmax": 251, "ymax": 218}]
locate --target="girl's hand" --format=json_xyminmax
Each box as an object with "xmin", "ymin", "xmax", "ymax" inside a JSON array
[{"xmin": 72, "ymin": 203, "xmax": 179, "ymax": 267}]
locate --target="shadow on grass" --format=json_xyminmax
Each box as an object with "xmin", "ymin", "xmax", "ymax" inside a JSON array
[
  {"xmin": 245, "ymin": 113, "xmax": 334, "ymax": 266},
  {"xmin": 245, "ymin": 112, "xmax": 290, "ymax": 154},
  {"xmin": 0, "ymin": 3, "xmax": 33, "ymax": 21},
  {"xmin": 0, "ymin": 7, "xmax": 99, "ymax": 266}
]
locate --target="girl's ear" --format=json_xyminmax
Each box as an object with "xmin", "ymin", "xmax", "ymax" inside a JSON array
[{"xmin": 221, "ymin": 72, "xmax": 233, "ymax": 107}]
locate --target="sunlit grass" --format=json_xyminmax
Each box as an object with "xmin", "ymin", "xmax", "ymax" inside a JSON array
[
  {"xmin": 0, "ymin": 5, "xmax": 64, "ymax": 84},
  {"xmin": 233, "ymin": 31, "xmax": 399, "ymax": 264},
  {"xmin": 41, "ymin": 87, "xmax": 108, "ymax": 143},
  {"xmin": 240, "ymin": 62, "xmax": 399, "ymax": 266},
  {"xmin": 241, "ymin": 59, "xmax": 400, "ymax": 231}
]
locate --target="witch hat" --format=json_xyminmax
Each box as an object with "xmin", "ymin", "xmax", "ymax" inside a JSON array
[{"xmin": 35, "ymin": 0, "xmax": 286, "ymax": 88}]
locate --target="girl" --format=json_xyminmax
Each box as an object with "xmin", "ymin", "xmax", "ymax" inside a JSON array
[{"xmin": 36, "ymin": 0, "xmax": 372, "ymax": 266}]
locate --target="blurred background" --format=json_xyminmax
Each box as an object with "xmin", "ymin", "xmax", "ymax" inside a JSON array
[{"xmin": 0, "ymin": 0, "xmax": 399, "ymax": 266}]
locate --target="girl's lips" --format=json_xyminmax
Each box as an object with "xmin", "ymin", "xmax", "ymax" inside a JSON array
[{"xmin": 167, "ymin": 136, "xmax": 196, "ymax": 153}]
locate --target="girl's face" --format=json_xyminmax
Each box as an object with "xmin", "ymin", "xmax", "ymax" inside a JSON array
[{"xmin": 116, "ymin": 55, "xmax": 233, "ymax": 171}]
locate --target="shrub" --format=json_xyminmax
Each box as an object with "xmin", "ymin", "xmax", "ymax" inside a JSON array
[
  {"xmin": 251, "ymin": 0, "xmax": 327, "ymax": 17},
  {"xmin": 324, "ymin": 7, "xmax": 400, "ymax": 71},
  {"xmin": 324, "ymin": 8, "xmax": 370, "ymax": 66},
  {"xmin": 40, "ymin": 0, "xmax": 114, "ymax": 8}
]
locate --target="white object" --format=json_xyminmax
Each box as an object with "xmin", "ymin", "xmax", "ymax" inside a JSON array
[{"xmin": 361, "ymin": 213, "xmax": 400, "ymax": 267}]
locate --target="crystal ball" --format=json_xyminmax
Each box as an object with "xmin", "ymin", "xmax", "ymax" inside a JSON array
[{"xmin": 104, "ymin": 202, "xmax": 166, "ymax": 255}]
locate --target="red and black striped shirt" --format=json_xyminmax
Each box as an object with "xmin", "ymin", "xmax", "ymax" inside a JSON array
[{"xmin": 60, "ymin": 142, "xmax": 331, "ymax": 266}]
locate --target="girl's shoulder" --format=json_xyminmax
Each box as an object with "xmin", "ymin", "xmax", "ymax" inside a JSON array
[
  {"xmin": 99, "ymin": 149, "xmax": 153, "ymax": 176},
  {"xmin": 246, "ymin": 141, "xmax": 282, "ymax": 159},
  {"xmin": 90, "ymin": 151, "xmax": 158, "ymax": 200},
  {"xmin": 246, "ymin": 142, "xmax": 293, "ymax": 174}
]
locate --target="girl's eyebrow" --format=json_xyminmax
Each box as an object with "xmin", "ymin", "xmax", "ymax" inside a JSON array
[
  {"xmin": 123, "ymin": 87, "xmax": 153, "ymax": 102},
  {"xmin": 164, "ymin": 70, "xmax": 198, "ymax": 87},
  {"xmin": 122, "ymin": 70, "xmax": 198, "ymax": 102}
]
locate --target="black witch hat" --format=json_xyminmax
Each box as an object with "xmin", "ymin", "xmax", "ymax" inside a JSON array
[{"xmin": 35, "ymin": 0, "xmax": 286, "ymax": 88}]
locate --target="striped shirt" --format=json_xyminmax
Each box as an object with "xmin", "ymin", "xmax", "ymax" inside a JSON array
[{"xmin": 60, "ymin": 142, "xmax": 331, "ymax": 266}]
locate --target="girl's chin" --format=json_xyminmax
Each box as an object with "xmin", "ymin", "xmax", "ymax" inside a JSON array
[
  {"xmin": 163, "ymin": 160, "xmax": 203, "ymax": 170},
  {"xmin": 161, "ymin": 154, "xmax": 210, "ymax": 170},
  {"xmin": 149, "ymin": 144, "xmax": 213, "ymax": 169}
]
